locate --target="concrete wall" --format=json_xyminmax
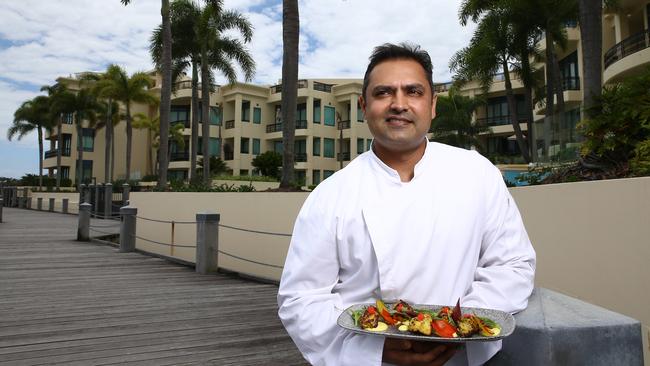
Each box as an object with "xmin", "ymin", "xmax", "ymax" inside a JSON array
[
  {"xmin": 30, "ymin": 192, "xmax": 80, "ymax": 214},
  {"xmin": 129, "ymin": 176, "xmax": 650, "ymax": 363}
]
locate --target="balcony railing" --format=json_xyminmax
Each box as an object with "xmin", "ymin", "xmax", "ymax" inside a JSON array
[
  {"xmin": 170, "ymin": 151, "xmax": 189, "ymax": 161},
  {"xmin": 270, "ymin": 79, "xmax": 309, "ymax": 94},
  {"xmin": 476, "ymin": 116, "xmax": 527, "ymax": 127},
  {"xmin": 604, "ymin": 28, "xmax": 650, "ymax": 69},
  {"xmin": 44, "ymin": 148, "xmax": 71, "ymax": 159},
  {"xmin": 294, "ymin": 153, "xmax": 307, "ymax": 162},
  {"xmin": 224, "ymin": 151, "xmax": 234, "ymax": 161},
  {"xmin": 173, "ymin": 80, "xmax": 220, "ymax": 91},
  {"xmin": 433, "ymin": 82, "xmax": 453, "ymax": 93},
  {"xmin": 266, "ymin": 120, "xmax": 308, "ymax": 133},
  {"xmin": 171, "ymin": 119, "xmax": 190, "ymax": 128},
  {"xmin": 338, "ymin": 120, "xmax": 351, "ymax": 130},
  {"xmin": 225, "ymin": 120, "xmax": 235, "ymax": 129},
  {"xmin": 313, "ymin": 81, "xmax": 333, "ymax": 93},
  {"xmin": 561, "ymin": 77, "xmax": 581, "ymax": 91},
  {"xmin": 337, "ymin": 152, "xmax": 350, "ymax": 161}
]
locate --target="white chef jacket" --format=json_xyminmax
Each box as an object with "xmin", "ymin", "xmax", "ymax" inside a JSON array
[{"xmin": 278, "ymin": 141, "xmax": 536, "ymax": 366}]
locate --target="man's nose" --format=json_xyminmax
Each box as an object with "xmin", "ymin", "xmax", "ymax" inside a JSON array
[{"xmin": 390, "ymin": 91, "xmax": 408, "ymax": 113}]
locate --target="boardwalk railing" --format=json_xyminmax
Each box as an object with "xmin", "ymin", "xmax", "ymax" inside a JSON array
[{"xmin": 79, "ymin": 203, "xmax": 289, "ymax": 277}]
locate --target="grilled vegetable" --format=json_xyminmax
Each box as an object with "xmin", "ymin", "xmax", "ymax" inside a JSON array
[
  {"xmin": 432, "ymin": 319, "xmax": 458, "ymax": 338},
  {"xmin": 359, "ymin": 306, "xmax": 379, "ymax": 329},
  {"xmin": 408, "ymin": 313, "xmax": 433, "ymax": 335}
]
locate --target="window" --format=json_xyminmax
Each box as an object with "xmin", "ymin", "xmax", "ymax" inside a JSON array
[
  {"xmin": 61, "ymin": 166, "xmax": 70, "ymax": 179},
  {"xmin": 199, "ymin": 137, "xmax": 220, "ymax": 157},
  {"xmin": 63, "ymin": 113, "xmax": 73, "ymax": 124},
  {"xmin": 367, "ymin": 139, "xmax": 373, "ymax": 151},
  {"xmin": 297, "ymin": 103, "xmax": 307, "ymax": 121},
  {"xmin": 171, "ymin": 106, "xmax": 190, "ymax": 125},
  {"xmin": 312, "ymin": 170, "xmax": 320, "ymax": 185},
  {"xmin": 241, "ymin": 137, "xmax": 250, "ymax": 154},
  {"xmin": 323, "ymin": 170, "xmax": 334, "ymax": 179},
  {"xmin": 79, "ymin": 128, "xmax": 94, "ymax": 152},
  {"xmin": 253, "ymin": 107, "xmax": 261, "ymax": 124},
  {"xmin": 324, "ymin": 106, "xmax": 336, "ymax": 126},
  {"xmin": 210, "ymin": 106, "xmax": 221, "ymax": 125},
  {"xmin": 357, "ymin": 101, "xmax": 364, "ymax": 122},
  {"xmin": 324, "ymin": 138, "xmax": 335, "ymax": 158},
  {"xmin": 313, "ymin": 137, "xmax": 321, "ymax": 156},
  {"xmin": 252, "ymin": 138, "xmax": 260, "ymax": 155},
  {"xmin": 63, "ymin": 134, "xmax": 72, "ymax": 156},
  {"xmin": 242, "ymin": 100, "xmax": 250, "ymax": 121},
  {"xmin": 274, "ymin": 141, "xmax": 283, "ymax": 153},
  {"xmin": 168, "ymin": 169, "xmax": 187, "ymax": 181},
  {"xmin": 357, "ymin": 138, "xmax": 365, "ymax": 154},
  {"xmin": 240, "ymin": 169, "xmax": 249, "ymax": 176},
  {"xmin": 313, "ymin": 99, "xmax": 321, "ymax": 123},
  {"xmin": 81, "ymin": 160, "xmax": 93, "ymax": 183}
]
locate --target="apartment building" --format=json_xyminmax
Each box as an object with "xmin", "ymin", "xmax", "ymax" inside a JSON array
[{"xmin": 42, "ymin": 0, "xmax": 649, "ymax": 184}]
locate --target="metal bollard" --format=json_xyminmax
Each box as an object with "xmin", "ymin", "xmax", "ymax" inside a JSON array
[
  {"xmin": 77, "ymin": 203, "xmax": 91, "ymax": 241},
  {"xmin": 84, "ymin": 186, "xmax": 91, "ymax": 206},
  {"xmin": 18, "ymin": 197, "xmax": 25, "ymax": 209},
  {"xmin": 26, "ymin": 197, "xmax": 32, "ymax": 209},
  {"xmin": 62, "ymin": 198, "xmax": 69, "ymax": 214},
  {"xmin": 49, "ymin": 198, "xmax": 55, "ymax": 212},
  {"xmin": 104, "ymin": 183, "xmax": 113, "ymax": 219},
  {"xmin": 119, "ymin": 206, "xmax": 137, "ymax": 252},
  {"xmin": 195, "ymin": 212, "xmax": 220, "ymax": 274},
  {"xmin": 0, "ymin": 197, "xmax": 3, "ymax": 222},
  {"xmin": 79, "ymin": 184, "xmax": 86, "ymax": 203},
  {"xmin": 122, "ymin": 183, "xmax": 130, "ymax": 207},
  {"xmin": 37, "ymin": 197, "xmax": 43, "ymax": 210}
]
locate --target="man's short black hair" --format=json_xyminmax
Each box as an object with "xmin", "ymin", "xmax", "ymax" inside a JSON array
[{"xmin": 362, "ymin": 42, "xmax": 434, "ymax": 99}]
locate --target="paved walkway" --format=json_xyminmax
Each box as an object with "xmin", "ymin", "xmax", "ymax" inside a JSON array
[{"xmin": 0, "ymin": 208, "xmax": 306, "ymax": 365}]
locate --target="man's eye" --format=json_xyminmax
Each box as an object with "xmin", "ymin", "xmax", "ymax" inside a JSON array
[
  {"xmin": 408, "ymin": 88, "xmax": 424, "ymax": 96},
  {"xmin": 374, "ymin": 89, "xmax": 391, "ymax": 96}
]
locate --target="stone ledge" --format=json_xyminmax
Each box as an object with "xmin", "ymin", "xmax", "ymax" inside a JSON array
[{"xmin": 488, "ymin": 288, "xmax": 643, "ymax": 365}]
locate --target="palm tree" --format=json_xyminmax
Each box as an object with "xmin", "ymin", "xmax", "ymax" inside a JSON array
[
  {"xmin": 68, "ymin": 88, "xmax": 101, "ymax": 188},
  {"xmin": 122, "ymin": 0, "xmax": 172, "ymax": 190},
  {"xmin": 196, "ymin": 1, "xmax": 255, "ymax": 184},
  {"xmin": 151, "ymin": 0, "xmax": 201, "ymax": 182},
  {"xmin": 97, "ymin": 64, "xmax": 158, "ymax": 181},
  {"xmin": 41, "ymin": 83, "xmax": 75, "ymax": 189},
  {"xmin": 578, "ymin": 0, "xmax": 604, "ymax": 120},
  {"xmin": 451, "ymin": 8, "xmax": 531, "ymax": 162},
  {"xmin": 132, "ymin": 113, "xmax": 185, "ymax": 175},
  {"xmin": 429, "ymin": 91, "xmax": 490, "ymax": 153},
  {"xmin": 94, "ymin": 99, "xmax": 123, "ymax": 182},
  {"xmin": 7, "ymin": 96, "xmax": 52, "ymax": 191},
  {"xmin": 280, "ymin": 0, "xmax": 299, "ymax": 189}
]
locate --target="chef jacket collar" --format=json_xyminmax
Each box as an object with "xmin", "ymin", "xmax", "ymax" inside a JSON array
[{"xmin": 369, "ymin": 137, "xmax": 433, "ymax": 184}]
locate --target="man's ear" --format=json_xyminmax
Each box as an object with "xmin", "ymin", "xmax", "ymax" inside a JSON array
[{"xmin": 431, "ymin": 93, "xmax": 438, "ymax": 120}]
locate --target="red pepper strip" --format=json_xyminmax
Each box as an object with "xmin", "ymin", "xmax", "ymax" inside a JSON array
[
  {"xmin": 432, "ymin": 319, "xmax": 457, "ymax": 338},
  {"xmin": 376, "ymin": 300, "xmax": 397, "ymax": 325},
  {"xmin": 367, "ymin": 306, "xmax": 377, "ymax": 314}
]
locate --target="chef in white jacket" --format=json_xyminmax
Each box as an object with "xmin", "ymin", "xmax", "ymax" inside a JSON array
[{"xmin": 278, "ymin": 43, "xmax": 536, "ymax": 366}]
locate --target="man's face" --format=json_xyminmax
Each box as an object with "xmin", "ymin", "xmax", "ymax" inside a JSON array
[{"xmin": 360, "ymin": 58, "xmax": 437, "ymax": 154}]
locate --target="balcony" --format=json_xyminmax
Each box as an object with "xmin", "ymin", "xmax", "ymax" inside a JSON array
[
  {"xmin": 265, "ymin": 120, "xmax": 308, "ymax": 133},
  {"xmin": 173, "ymin": 80, "xmax": 220, "ymax": 91},
  {"xmin": 225, "ymin": 120, "xmax": 235, "ymax": 129},
  {"xmin": 604, "ymin": 29, "xmax": 650, "ymax": 69},
  {"xmin": 561, "ymin": 76, "xmax": 581, "ymax": 91},
  {"xmin": 171, "ymin": 119, "xmax": 190, "ymax": 128},
  {"xmin": 44, "ymin": 148, "xmax": 71, "ymax": 159},
  {"xmin": 270, "ymin": 79, "xmax": 308, "ymax": 94},
  {"xmin": 294, "ymin": 153, "xmax": 307, "ymax": 162},
  {"xmin": 476, "ymin": 116, "xmax": 527, "ymax": 127},
  {"xmin": 170, "ymin": 151, "xmax": 189, "ymax": 162},
  {"xmin": 313, "ymin": 81, "xmax": 332, "ymax": 93},
  {"xmin": 338, "ymin": 120, "xmax": 351, "ymax": 130},
  {"xmin": 337, "ymin": 152, "xmax": 350, "ymax": 161},
  {"xmin": 433, "ymin": 82, "xmax": 453, "ymax": 94}
]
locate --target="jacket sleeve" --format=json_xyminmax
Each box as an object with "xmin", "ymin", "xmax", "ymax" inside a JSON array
[
  {"xmin": 462, "ymin": 161, "xmax": 537, "ymax": 312},
  {"xmin": 277, "ymin": 189, "xmax": 384, "ymax": 366}
]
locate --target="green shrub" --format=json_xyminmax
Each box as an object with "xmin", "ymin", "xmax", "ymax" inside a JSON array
[{"xmin": 630, "ymin": 139, "xmax": 650, "ymax": 176}]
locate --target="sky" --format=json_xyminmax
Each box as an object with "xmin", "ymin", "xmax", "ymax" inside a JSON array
[{"xmin": 0, "ymin": 0, "xmax": 476, "ymax": 178}]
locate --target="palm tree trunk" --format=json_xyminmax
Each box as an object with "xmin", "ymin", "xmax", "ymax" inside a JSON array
[
  {"xmin": 56, "ymin": 116, "xmax": 62, "ymax": 190},
  {"xmin": 578, "ymin": 0, "xmax": 602, "ymax": 120},
  {"xmin": 524, "ymin": 87, "xmax": 537, "ymax": 162},
  {"xmin": 104, "ymin": 98, "xmax": 112, "ymax": 183},
  {"xmin": 552, "ymin": 53, "xmax": 566, "ymax": 151},
  {"xmin": 111, "ymin": 125, "xmax": 115, "ymax": 182},
  {"xmin": 280, "ymin": 0, "xmax": 299, "ymax": 188},
  {"xmin": 201, "ymin": 51, "xmax": 211, "ymax": 185},
  {"xmin": 544, "ymin": 30, "xmax": 556, "ymax": 160},
  {"xmin": 37, "ymin": 127, "xmax": 43, "ymax": 191},
  {"xmin": 125, "ymin": 103, "xmax": 132, "ymax": 182},
  {"xmin": 502, "ymin": 59, "xmax": 530, "ymax": 163},
  {"xmin": 76, "ymin": 117, "xmax": 83, "ymax": 189},
  {"xmin": 157, "ymin": 0, "xmax": 172, "ymax": 190},
  {"xmin": 190, "ymin": 61, "xmax": 199, "ymax": 182}
]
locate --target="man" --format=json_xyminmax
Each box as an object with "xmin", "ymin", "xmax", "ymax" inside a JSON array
[{"xmin": 278, "ymin": 43, "xmax": 536, "ymax": 366}]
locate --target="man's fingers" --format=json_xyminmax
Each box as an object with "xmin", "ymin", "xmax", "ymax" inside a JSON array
[{"xmin": 384, "ymin": 338, "xmax": 412, "ymax": 351}]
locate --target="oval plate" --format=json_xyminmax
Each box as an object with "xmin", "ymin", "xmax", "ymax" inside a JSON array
[{"xmin": 337, "ymin": 303, "xmax": 515, "ymax": 343}]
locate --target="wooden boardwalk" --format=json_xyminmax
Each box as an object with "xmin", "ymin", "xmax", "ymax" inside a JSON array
[{"xmin": 0, "ymin": 208, "xmax": 306, "ymax": 365}]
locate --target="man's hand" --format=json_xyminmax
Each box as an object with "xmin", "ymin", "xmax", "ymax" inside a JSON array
[{"xmin": 382, "ymin": 338, "xmax": 459, "ymax": 366}]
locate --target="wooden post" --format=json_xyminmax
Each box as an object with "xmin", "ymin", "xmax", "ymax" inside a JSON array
[
  {"xmin": 104, "ymin": 183, "xmax": 113, "ymax": 219},
  {"xmin": 37, "ymin": 197, "xmax": 43, "ymax": 211},
  {"xmin": 119, "ymin": 206, "xmax": 137, "ymax": 252},
  {"xmin": 195, "ymin": 212, "xmax": 220, "ymax": 274},
  {"xmin": 49, "ymin": 198, "xmax": 55, "ymax": 212},
  {"xmin": 62, "ymin": 198, "xmax": 69, "ymax": 214},
  {"xmin": 77, "ymin": 203, "xmax": 91, "ymax": 241}
]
